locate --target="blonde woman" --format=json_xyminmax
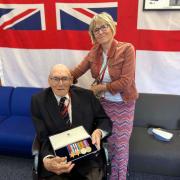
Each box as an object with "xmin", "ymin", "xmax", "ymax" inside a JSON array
[{"xmin": 71, "ymin": 12, "xmax": 138, "ymax": 180}]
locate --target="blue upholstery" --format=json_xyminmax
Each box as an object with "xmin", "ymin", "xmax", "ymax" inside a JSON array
[
  {"xmin": 0, "ymin": 87, "xmax": 13, "ymax": 122},
  {"xmin": 0, "ymin": 116, "xmax": 35, "ymax": 156},
  {"xmin": 0, "ymin": 87, "xmax": 42, "ymax": 157},
  {"xmin": 11, "ymin": 87, "xmax": 42, "ymax": 116}
]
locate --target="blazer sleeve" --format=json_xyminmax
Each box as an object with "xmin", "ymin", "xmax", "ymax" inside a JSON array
[{"xmin": 31, "ymin": 95, "xmax": 54, "ymax": 159}]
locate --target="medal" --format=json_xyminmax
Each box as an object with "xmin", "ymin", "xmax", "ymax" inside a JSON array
[
  {"xmin": 73, "ymin": 143, "xmax": 80, "ymax": 156},
  {"xmin": 66, "ymin": 139, "xmax": 92, "ymax": 158},
  {"xmin": 83, "ymin": 139, "xmax": 92, "ymax": 153},
  {"xmin": 67, "ymin": 144, "xmax": 75, "ymax": 158},
  {"xmin": 79, "ymin": 140, "xmax": 87, "ymax": 154}
]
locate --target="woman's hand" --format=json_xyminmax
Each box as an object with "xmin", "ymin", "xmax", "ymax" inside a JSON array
[{"xmin": 90, "ymin": 83, "xmax": 107, "ymax": 96}]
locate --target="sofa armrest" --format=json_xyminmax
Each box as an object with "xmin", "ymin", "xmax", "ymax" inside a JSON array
[{"xmin": 32, "ymin": 136, "xmax": 40, "ymax": 180}]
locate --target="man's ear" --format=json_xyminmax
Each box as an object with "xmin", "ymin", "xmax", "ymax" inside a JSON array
[
  {"xmin": 70, "ymin": 76, "xmax": 73, "ymax": 84},
  {"xmin": 70, "ymin": 80, "xmax": 73, "ymax": 86}
]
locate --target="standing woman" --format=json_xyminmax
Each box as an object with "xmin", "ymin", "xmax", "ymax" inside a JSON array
[{"xmin": 71, "ymin": 12, "xmax": 138, "ymax": 180}]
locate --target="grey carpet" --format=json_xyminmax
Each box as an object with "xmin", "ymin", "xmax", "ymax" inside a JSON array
[
  {"xmin": 0, "ymin": 155, "xmax": 33, "ymax": 180},
  {"xmin": 128, "ymin": 172, "xmax": 180, "ymax": 180},
  {"xmin": 0, "ymin": 155, "xmax": 180, "ymax": 180}
]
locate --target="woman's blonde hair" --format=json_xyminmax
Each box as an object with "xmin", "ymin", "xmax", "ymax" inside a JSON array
[{"xmin": 89, "ymin": 12, "xmax": 116, "ymax": 43}]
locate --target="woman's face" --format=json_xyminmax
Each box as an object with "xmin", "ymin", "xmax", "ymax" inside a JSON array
[{"xmin": 93, "ymin": 20, "xmax": 114, "ymax": 45}]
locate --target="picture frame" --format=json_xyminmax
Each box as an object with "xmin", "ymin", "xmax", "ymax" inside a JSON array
[{"xmin": 143, "ymin": 0, "xmax": 180, "ymax": 10}]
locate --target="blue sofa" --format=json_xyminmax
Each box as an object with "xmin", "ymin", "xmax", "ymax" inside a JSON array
[
  {"xmin": 0, "ymin": 87, "xmax": 13, "ymax": 122},
  {"xmin": 0, "ymin": 86, "xmax": 42, "ymax": 157}
]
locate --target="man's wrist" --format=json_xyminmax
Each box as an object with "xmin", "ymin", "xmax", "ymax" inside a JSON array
[{"xmin": 43, "ymin": 155, "xmax": 54, "ymax": 162}]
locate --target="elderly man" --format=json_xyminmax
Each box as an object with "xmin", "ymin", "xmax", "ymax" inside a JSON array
[{"xmin": 31, "ymin": 64, "xmax": 112, "ymax": 180}]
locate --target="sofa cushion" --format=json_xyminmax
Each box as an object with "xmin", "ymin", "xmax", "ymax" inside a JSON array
[
  {"xmin": 129, "ymin": 127, "xmax": 180, "ymax": 176},
  {"xmin": 0, "ymin": 116, "xmax": 7, "ymax": 121},
  {"xmin": 134, "ymin": 93, "xmax": 180, "ymax": 130},
  {"xmin": 0, "ymin": 86, "xmax": 13, "ymax": 121},
  {"xmin": 11, "ymin": 87, "xmax": 42, "ymax": 116},
  {"xmin": 0, "ymin": 116, "xmax": 35, "ymax": 157},
  {"xmin": 0, "ymin": 87, "xmax": 42, "ymax": 157}
]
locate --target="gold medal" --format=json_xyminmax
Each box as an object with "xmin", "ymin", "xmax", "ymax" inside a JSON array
[
  {"xmin": 81, "ymin": 148, "xmax": 87, "ymax": 154},
  {"xmin": 78, "ymin": 140, "xmax": 87, "ymax": 154},
  {"xmin": 70, "ymin": 152, "xmax": 75, "ymax": 158},
  {"xmin": 83, "ymin": 139, "xmax": 92, "ymax": 153},
  {"xmin": 86, "ymin": 146, "xmax": 92, "ymax": 153}
]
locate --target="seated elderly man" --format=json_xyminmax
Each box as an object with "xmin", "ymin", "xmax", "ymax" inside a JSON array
[{"xmin": 31, "ymin": 64, "xmax": 112, "ymax": 180}]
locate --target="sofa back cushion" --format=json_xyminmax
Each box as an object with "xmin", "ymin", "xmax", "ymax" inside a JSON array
[
  {"xmin": 11, "ymin": 87, "xmax": 42, "ymax": 116},
  {"xmin": 0, "ymin": 86, "xmax": 14, "ymax": 116},
  {"xmin": 134, "ymin": 93, "xmax": 180, "ymax": 130}
]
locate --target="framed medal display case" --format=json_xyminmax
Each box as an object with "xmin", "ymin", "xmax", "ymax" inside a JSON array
[
  {"xmin": 49, "ymin": 126, "xmax": 99, "ymax": 162},
  {"xmin": 143, "ymin": 0, "xmax": 180, "ymax": 10}
]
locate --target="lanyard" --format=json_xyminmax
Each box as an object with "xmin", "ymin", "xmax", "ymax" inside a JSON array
[
  {"xmin": 92, "ymin": 53, "xmax": 108, "ymax": 85},
  {"xmin": 99, "ymin": 62, "xmax": 108, "ymax": 83},
  {"xmin": 98, "ymin": 53, "xmax": 108, "ymax": 83}
]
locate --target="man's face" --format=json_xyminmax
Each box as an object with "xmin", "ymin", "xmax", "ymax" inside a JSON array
[{"xmin": 48, "ymin": 68, "xmax": 72, "ymax": 97}]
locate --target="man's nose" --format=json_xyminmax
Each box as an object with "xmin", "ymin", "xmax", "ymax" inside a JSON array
[{"xmin": 58, "ymin": 79, "xmax": 63, "ymax": 85}]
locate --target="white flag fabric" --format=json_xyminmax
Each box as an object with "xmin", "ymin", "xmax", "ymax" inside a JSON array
[
  {"xmin": 136, "ymin": 50, "xmax": 180, "ymax": 95},
  {"xmin": 0, "ymin": 48, "xmax": 93, "ymax": 88}
]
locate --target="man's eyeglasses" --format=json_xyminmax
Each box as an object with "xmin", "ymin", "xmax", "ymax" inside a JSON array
[
  {"xmin": 50, "ymin": 76, "xmax": 71, "ymax": 84},
  {"xmin": 93, "ymin": 24, "xmax": 109, "ymax": 35}
]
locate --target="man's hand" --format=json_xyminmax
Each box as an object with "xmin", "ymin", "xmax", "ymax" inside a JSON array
[
  {"xmin": 91, "ymin": 129, "xmax": 102, "ymax": 150},
  {"xmin": 43, "ymin": 156, "xmax": 75, "ymax": 175}
]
